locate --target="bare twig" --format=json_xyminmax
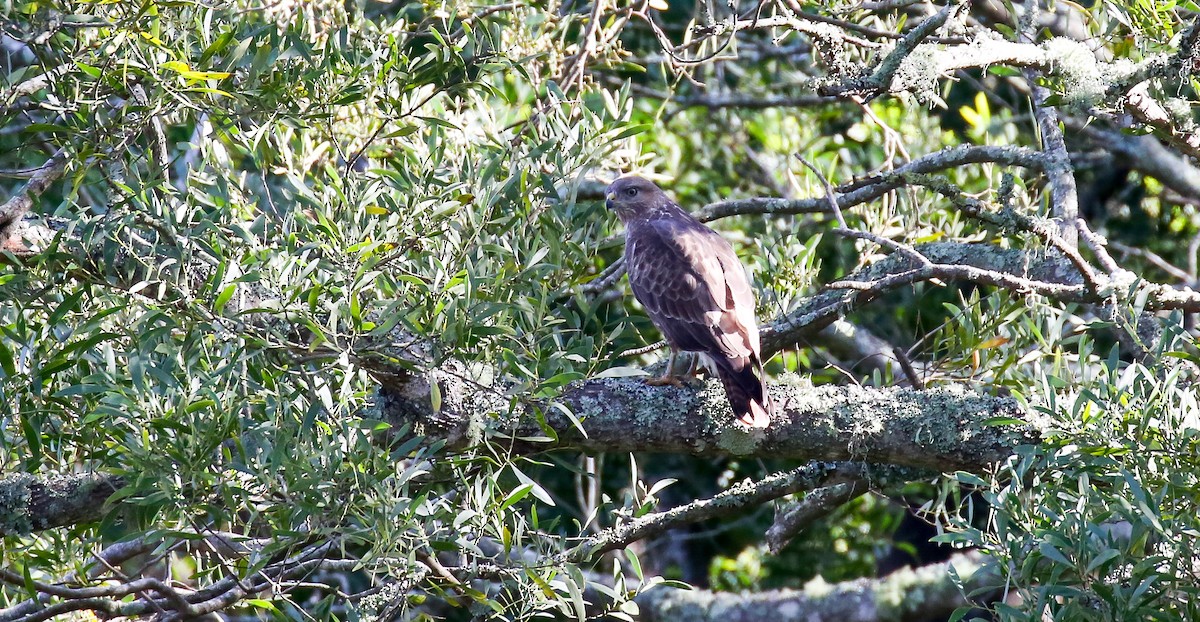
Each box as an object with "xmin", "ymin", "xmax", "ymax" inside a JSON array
[
  {"xmin": 1021, "ymin": 50, "xmax": 1079, "ymax": 245},
  {"xmin": 0, "ymin": 149, "xmax": 68, "ymax": 252},
  {"xmin": 1107, "ymin": 240, "xmax": 1192, "ymax": 283},
  {"xmin": 416, "ymin": 550, "xmax": 462, "ymax": 586},
  {"xmin": 790, "ymin": 4, "xmax": 965, "ymax": 43},
  {"xmin": 915, "ymin": 173, "xmax": 1101, "ymax": 293},
  {"xmin": 814, "ymin": 319, "xmax": 919, "ymax": 383},
  {"xmin": 0, "ymin": 531, "xmax": 277, "ymax": 622},
  {"xmin": 618, "ymin": 339, "xmax": 667, "ymax": 358},
  {"xmin": 130, "ymin": 83, "xmax": 170, "ymax": 188},
  {"xmin": 766, "ymin": 480, "xmax": 866, "ymax": 553},
  {"xmin": 1067, "ymin": 121, "xmax": 1200, "ymax": 202},
  {"xmin": 894, "ymin": 347, "xmax": 925, "ymax": 390},
  {"xmin": 818, "ymin": 1, "xmax": 963, "ymax": 99},
  {"xmin": 674, "ymin": 93, "xmax": 836, "ymax": 110},
  {"xmin": 562, "ymin": 0, "xmax": 607, "ymax": 88},
  {"xmin": 0, "ymin": 66, "xmax": 70, "ymax": 113},
  {"xmin": 449, "ymin": 2, "xmax": 524, "ymax": 39},
  {"xmin": 1074, "ymin": 219, "xmax": 1122, "ymax": 275},
  {"xmin": 581, "ymin": 256, "xmax": 626, "ymax": 294},
  {"xmin": 695, "ymin": 145, "xmax": 1048, "ymax": 221},
  {"xmin": 795, "ymin": 152, "xmax": 847, "ymax": 228},
  {"xmin": 834, "ymin": 227, "xmax": 930, "ymax": 267},
  {"xmin": 561, "ymin": 461, "xmax": 914, "ymax": 563}
]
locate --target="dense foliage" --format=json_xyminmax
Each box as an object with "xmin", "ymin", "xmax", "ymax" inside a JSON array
[{"xmin": 2, "ymin": 0, "xmax": 1200, "ymax": 620}]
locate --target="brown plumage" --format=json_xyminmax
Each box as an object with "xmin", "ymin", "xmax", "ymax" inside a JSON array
[{"xmin": 606, "ymin": 175, "xmax": 772, "ymax": 428}]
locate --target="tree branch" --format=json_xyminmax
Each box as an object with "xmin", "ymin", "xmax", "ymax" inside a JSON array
[
  {"xmin": 764, "ymin": 238, "xmax": 1200, "ymax": 355},
  {"xmin": 0, "ymin": 149, "xmax": 67, "ymax": 253},
  {"xmin": 0, "ymin": 539, "xmax": 344, "ymax": 622},
  {"xmin": 818, "ymin": 1, "xmax": 962, "ymax": 99},
  {"xmin": 692, "ymin": 145, "xmax": 1047, "ymax": 221},
  {"xmin": 0, "ymin": 472, "xmax": 122, "ymax": 537},
  {"xmin": 1123, "ymin": 82, "xmax": 1200, "ymax": 161},
  {"xmin": 766, "ymin": 480, "xmax": 866, "ymax": 554},
  {"xmin": 1068, "ymin": 121, "xmax": 1200, "ymax": 202},
  {"xmin": 1021, "ymin": 5, "xmax": 1079, "ymax": 246},
  {"xmin": 376, "ymin": 371, "xmax": 1041, "ymax": 474},
  {"xmin": 562, "ymin": 461, "xmax": 911, "ymax": 564},
  {"xmin": 762, "ymin": 241, "xmax": 1081, "ymax": 352},
  {"xmin": 674, "ymin": 93, "xmax": 838, "ymax": 110},
  {"xmin": 635, "ymin": 551, "xmax": 996, "ymax": 622},
  {"xmin": 2, "ymin": 371, "xmax": 1037, "ymax": 537}
]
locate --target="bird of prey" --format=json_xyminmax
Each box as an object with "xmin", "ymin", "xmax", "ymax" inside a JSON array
[{"xmin": 605, "ymin": 175, "xmax": 772, "ymax": 428}]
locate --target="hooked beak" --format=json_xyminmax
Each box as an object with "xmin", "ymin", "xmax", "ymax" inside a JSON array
[{"xmin": 605, "ymin": 191, "xmax": 615, "ymax": 211}]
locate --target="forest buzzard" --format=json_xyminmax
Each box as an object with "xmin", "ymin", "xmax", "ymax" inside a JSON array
[{"xmin": 606, "ymin": 175, "xmax": 772, "ymax": 428}]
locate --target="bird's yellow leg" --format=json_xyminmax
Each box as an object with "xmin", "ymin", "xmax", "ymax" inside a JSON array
[
  {"xmin": 645, "ymin": 350, "xmax": 683, "ymax": 387},
  {"xmin": 679, "ymin": 352, "xmax": 705, "ymax": 387},
  {"xmin": 683, "ymin": 352, "xmax": 699, "ymax": 377}
]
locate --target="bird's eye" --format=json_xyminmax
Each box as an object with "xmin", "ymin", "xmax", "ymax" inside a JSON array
[{"xmin": 625, "ymin": 187, "xmax": 638, "ymax": 197}]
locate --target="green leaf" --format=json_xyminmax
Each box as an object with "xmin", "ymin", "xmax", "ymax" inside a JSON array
[
  {"xmin": 565, "ymin": 565, "xmax": 587, "ymax": 622},
  {"xmin": 511, "ymin": 465, "xmax": 556, "ymax": 507},
  {"xmin": 245, "ymin": 599, "xmax": 280, "ymax": 613},
  {"xmin": 624, "ymin": 549, "xmax": 643, "ymax": 581},
  {"xmin": 1038, "ymin": 542, "xmax": 1073, "ymax": 567},
  {"xmin": 549, "ymin": 401, "xmax": 587, "ymax": 438},
  {"xmin": 952, "ymin": 471, "xmax": 987, "ymax": 487},
  {"xmin": 20, "ymin": 123, "xmax": 73, "ymax": 135},
  {"xmin": 199, "ymin": 30, "xmax": 236, "ymax": 65},
  {"xmin": 185, "ymin": 399, "xmax": 216, "ymax": 414},
  {"xmin": 613, "ymin": 123, "xmax": 652, "ymax": 139},
  {"xmin": 384, "ymin": 125, "xmax": 419, "ymax": 138},
  {"xmin": 75, "ymin": 61, "xmax": 102, "ymax": 78},
  {"xmin": 429, "ymin": 380, "xmax": 442, "ymax": 413},
  {"xmin": 20, "ymin": 415, "xmax": 43, "ymax": 469},
  {"xmin": 48, "ymin": 289, "xmax": 85, "ymax": 326},
  {"xmin": 498, "ymin": 483, "xmax": 533, "ymax": 512},
  {"xmin": 0, "ymin": 340, "xmax": 15, "ymax": 377},
  {"xmin": 593, "ymin": 366, "xmax": 649, "ymax": 379},
  {"xmin": 213, "ymin": 284, "xmax": 236, "ymax": 313},
  {"xmin": 37, "ymin": 357, "xmax": 75, "ymax": 379},
  {"xmin": 1086, "ymin": 548, "xmax": 1121, "ymax": 574}
]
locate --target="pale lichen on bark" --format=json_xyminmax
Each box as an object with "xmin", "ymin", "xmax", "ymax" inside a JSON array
[{"xmin": 0, "ymin": 473, "xmax": 35, "ymax": 536}]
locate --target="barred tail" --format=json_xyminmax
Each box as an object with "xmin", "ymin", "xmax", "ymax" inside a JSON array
[{"xmin": 711, "ymin": 354, "xmax": 771, "ymax": 428}]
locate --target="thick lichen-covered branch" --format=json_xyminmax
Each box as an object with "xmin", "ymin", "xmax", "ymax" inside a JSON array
[
  {"xmin": 375, "ymin": 369, "xmax": 1042, "ymax": 474},
  {"xmin": 2, "ymin": 374, "xmax": 1040, "ymax": 536},
  {"xmin": 635, "ymin": 551, "xmax": 996, "ymax": 622},
  {"xmin": 0, "ymin": 472, "xmax": 121, "ymax": 537}
]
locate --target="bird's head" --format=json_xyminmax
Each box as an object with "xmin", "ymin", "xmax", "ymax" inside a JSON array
[{"xmin": 605, "ymin": 175, "xmax": 668, "ymax": 222}]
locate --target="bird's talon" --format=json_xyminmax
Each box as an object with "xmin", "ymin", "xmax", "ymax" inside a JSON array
[{"xmin": 644, "ymin": 375, "xmax": 683, "ymax": 387}]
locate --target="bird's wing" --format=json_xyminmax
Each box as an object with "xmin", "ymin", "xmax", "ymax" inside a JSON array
[
  {"xmin": 714, "ymin": 245, "xmax": 761, "ymax": 354},
  {"xmin": 626, "ymin": 216, "xmax": 758, "ymax": 358}
]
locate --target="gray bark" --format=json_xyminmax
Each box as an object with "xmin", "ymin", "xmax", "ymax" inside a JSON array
[
  {"xmin": 635, "ymin": 552, "xmax": 996, "ymax": 622},
  {"xmin": 0, "ymin": 472, "xmax": 121, "ymax": 536},
  {"xmin": 376, "ymin": 371, "xmax": 1042, "ymax": 473}
]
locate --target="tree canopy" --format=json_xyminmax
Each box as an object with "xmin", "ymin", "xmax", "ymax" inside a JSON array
[{"xmin": 2, "ymin": 0, "xmax": 1200, "ymax": 620}]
